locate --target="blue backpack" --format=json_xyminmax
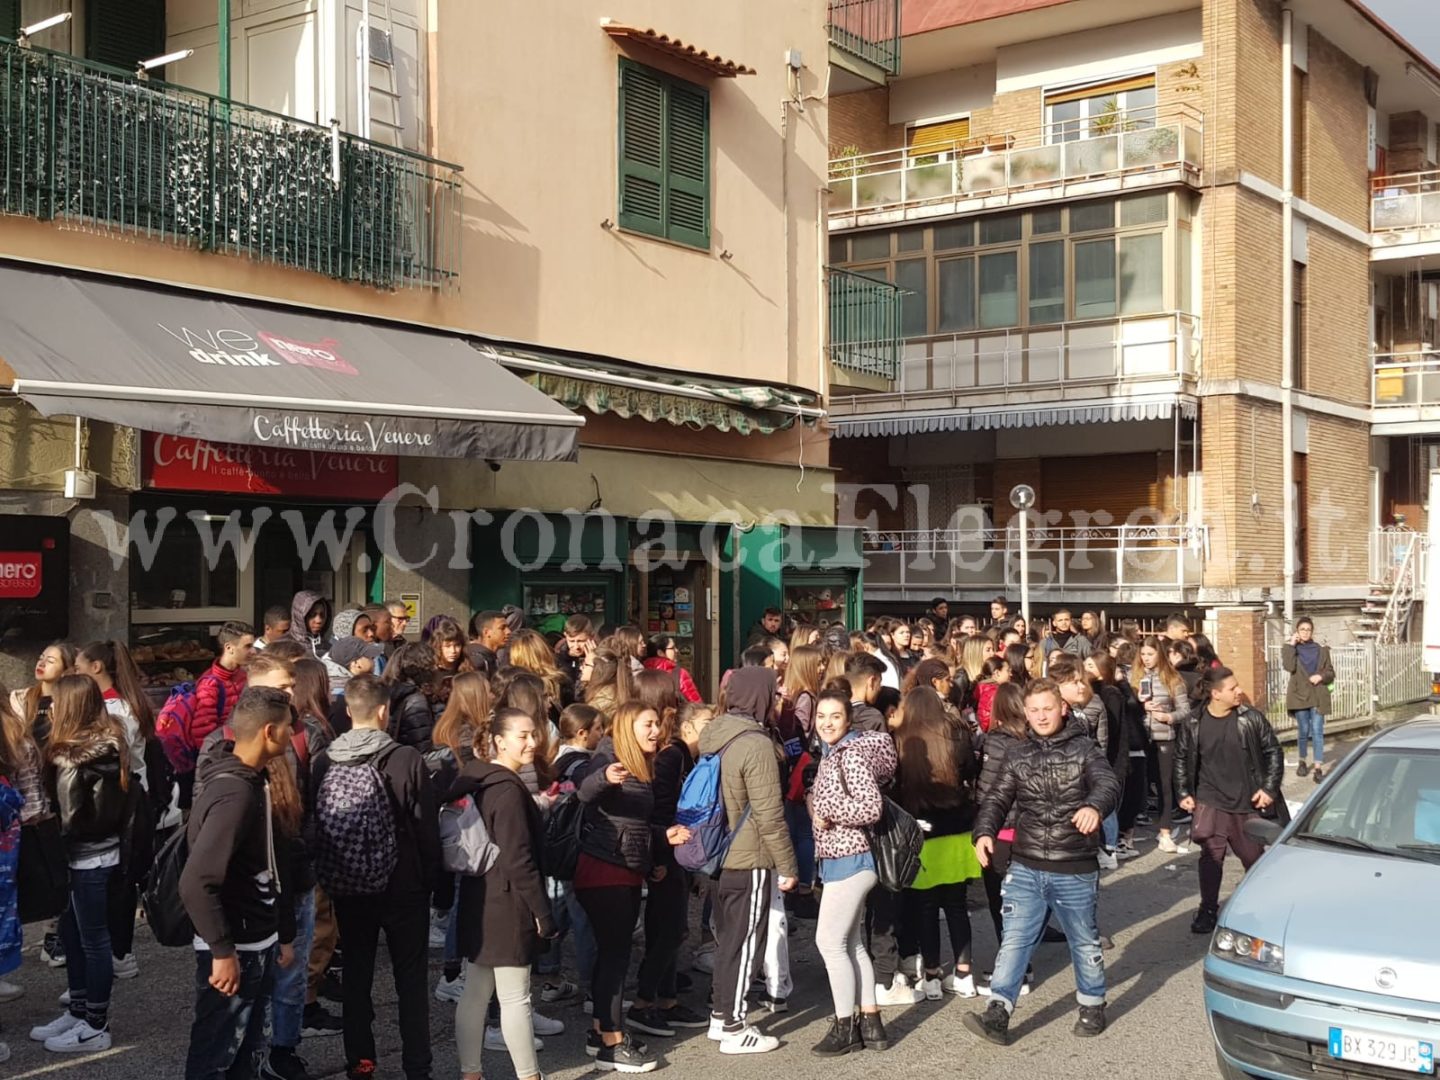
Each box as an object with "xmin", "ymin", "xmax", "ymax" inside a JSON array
[{"xmin": 674, "ymin": 732, "xmax": 764, "ymax": 875}]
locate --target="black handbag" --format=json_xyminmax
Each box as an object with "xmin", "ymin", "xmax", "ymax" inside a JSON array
[
  {"xmin": 837, "ymin": 750, "xmax": 924, "ymax": 892},
  {"xmin": 17, "ymin": 817, "xmax": 68, "ymax": 923}
]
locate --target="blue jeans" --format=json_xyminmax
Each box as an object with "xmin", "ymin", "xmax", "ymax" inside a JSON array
[
  {"xmin": 58, "ymin": 863, "xmax": 114, "ymax": 1024},
  {"xmin": 785, "ymin": 801, "xmax": 816, "ymax": 887},
  {"xmin": 185, "ymin": 947, "xmax": 276, "ymax": 1080},
  {"xmin": 989, "ymin": 862, "xmax": 1105, "ymax": 1011},
  {"xmin": 1102, "ymin": 811, "xmax": 1119, "ymax": 850},
  {"xmin": 272, "ymin": 889, "xmax": 315, "ymax": 1049},
  {"xmin": 1292, "ymin": 708, "xmax": 1325, "ymax": 763}
]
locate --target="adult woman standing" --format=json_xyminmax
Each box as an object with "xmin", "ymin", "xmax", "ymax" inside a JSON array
[
  {"xmin": 627, "ymin": 674, "xmax": 706, "ymax": 1036},
  {"xmin": 10, "ymin": 643, "xmax": 76, "ymax": 752},
  {"xmin": 1284, "ymin": 618, "xmax": 1334, "ymax": 782},
  {"xmin": 450, "ymin": 707, "xmax": 557, "ymax": 1080},
  {"xmin": 894, "ymin": 688, "xmax": 980, "ymax": 1000},
  {"xmin": 30, "ymin": 676, "xmax": 135, "ymax": 1053},
  {"xmin": 1132, "ymin": 637, "xmax": 1191, "ymax": 853},
  {"xmin": 642, "ymin": 635, "xmax": 701, "ymax": 705},
  {"xmin": 974, "ymin": 684, "xmax": 1032, "ymax": 996},
  {"xmin": 809, "ymin": 682, "xmax": 895, "ymax": 1055},
  {"xmin": 574, "ymin": 701, "xmax": 665, "ymax": 1073}
]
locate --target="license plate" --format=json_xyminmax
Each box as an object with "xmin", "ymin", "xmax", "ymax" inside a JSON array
[{"xmin": 1329, "ymin": 1027, "xmax": 1435, "ymax": 1074}]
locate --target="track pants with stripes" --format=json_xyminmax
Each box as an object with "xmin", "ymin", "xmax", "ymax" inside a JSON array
[{"xmin": 711, "ymin": 868, "xmax": 773, "ymax": 1031}]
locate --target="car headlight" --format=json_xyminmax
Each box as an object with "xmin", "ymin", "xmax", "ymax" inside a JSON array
[{"xmin": 1211, "ymin": 926, "xmax": 1285, "ymax": 973}]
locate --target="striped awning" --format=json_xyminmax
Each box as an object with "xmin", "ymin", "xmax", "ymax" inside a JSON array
[{"xmin": 830, "ymin": 395, "xmax": 1197, "ymax": 438}]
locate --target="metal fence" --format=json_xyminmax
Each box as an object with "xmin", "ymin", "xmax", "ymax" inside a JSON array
[
  {"xmin": 826, "ymin": 0, "xmax": 901, "ymax": 76},
  {"xmin": 828, "ymin": 267, "xmax": 903, "ymax": 379},
  {"xmin": 1264, "ymin": 642, "xmax": 1429, "ymax": 737},
  {"xmin": 0, "ymin": 38, "xmax": 462, "ymax": 290}
]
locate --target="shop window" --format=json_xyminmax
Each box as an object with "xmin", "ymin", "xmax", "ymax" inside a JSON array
[
  {"xmin": 1045, "ymin": 74, "xmax": 1157, "ymax": 143},
  {"xmin": 1119, "ymin": 233, "xmax": 1164, "ymax": 314},
  {"xmin": 131, "ymin": 527, "xmax": 245, "ymax": 624},
  {"xmin": 1029, "ymin": 240, "xmax": 1065, "ymax": 325},
  {"xmin": 896, "ymin": 258, "xmax": 929, "ymax": 338},
  {"xmin": 979, "ymin": 251, "xmax": 1019, "ymax": 329}
]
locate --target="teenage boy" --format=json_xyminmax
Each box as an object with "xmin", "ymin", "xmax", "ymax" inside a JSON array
[
  {"xmin": 167, "ymin": 620, "xmax": 254, "ymax": 810},
  {"xmin": 1175, "ymin": 667, "xmax": 1286, "ymax": 934},
  {"xmin": 310, "ymin": 674, "xmax": 440, "ymax": 1080},
  {"xmin": 464, "ymin": 611, "xmax": 510, "ymax": 677},
  {"xmin": 989, "ymin": 596, "xmax": 1010, "ymax": 628},
  {"xmin": 556, "ymin": 614, "xmax": 594, "ymax": 686},
  {"xmin": 1041, "ymin": 609, "xmax": 1092, "ymax": 663},
  {"xmin": 970, "ymin": 679, "xmax": 1121, "ymax": 1046},
  {"xmin": 842, "ymin": 653, "xmax": 887, "ymax": 734},
  {"xmin": 699, "ymin": 667, "xmax": 797, "ymax": 1056},
  {"xmin": 180, "ymin": 687, "xmax": 297, "ymax": 1080},
  {"xmin": 257, "ymin": 607, "xmax": 292, "ymax": 649}
]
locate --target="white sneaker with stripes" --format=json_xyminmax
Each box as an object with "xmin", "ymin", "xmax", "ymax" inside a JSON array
[{"xmin": 718, "ymin": 1025, "xmax": 779, "ymax": 1055}]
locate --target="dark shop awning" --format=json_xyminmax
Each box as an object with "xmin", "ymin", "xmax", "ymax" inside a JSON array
[{"xmin": 0, "ymin": 267, "xmax": 583, "ymax": 462}]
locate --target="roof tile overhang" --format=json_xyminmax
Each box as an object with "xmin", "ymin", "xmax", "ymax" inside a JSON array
[{"xmin": 601, "ymin": 20, "xmax": 756, "ymax": 77}]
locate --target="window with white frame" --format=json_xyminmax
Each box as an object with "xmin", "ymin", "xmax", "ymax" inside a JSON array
[{"xmin": 1045, "ymin": 74, "xmax": 1157, "ymax": 143}]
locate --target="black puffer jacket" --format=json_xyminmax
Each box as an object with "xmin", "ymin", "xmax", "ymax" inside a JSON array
[
  {"xmin": 1174, "ymin": 704, "xmax": 1287, "ymax": 823},
  {"xmin": 388, "ymin": 682, "xmax": 435, "ymax": 753},
  {"xmin": 973, "ymin": 723, "xmax": 1121, "ymax": 868},
  {"xmin": 576, "ymin": 737, "xmax": 657, "ymax": 876},
  {"xmin": 975, "ymin": 729, "xmax": 1024, "ymax": 833}
]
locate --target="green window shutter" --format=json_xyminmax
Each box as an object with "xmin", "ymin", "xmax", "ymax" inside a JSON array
[
  {"xmin": 618, "ymin": 61, "xmax": 666, "ymax": 239},
  {"xmin": 665, "ymin": 80, "xmax": 710, "ymax": 249},
  {"xmin": 0, "ymin": 0, "xmax": 19, "ymax": 38},
  {"xmin": 86, "ymin": 0, "xmax": 166, "ymax": 71}
]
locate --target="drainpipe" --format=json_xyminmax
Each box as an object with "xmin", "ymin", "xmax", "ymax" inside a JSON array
[
  {"xmin": 217, "ymin": 0, "xmax": 230, "ymax": 100},
  {"xmin": 1281, "ymin": 4, "xmax": 1296, "ymax": 629}
]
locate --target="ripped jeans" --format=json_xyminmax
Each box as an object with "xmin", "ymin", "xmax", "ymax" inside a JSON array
[{"xmin": 988, "ymin": 862, "xmax": 1104, "ymax": 1012}]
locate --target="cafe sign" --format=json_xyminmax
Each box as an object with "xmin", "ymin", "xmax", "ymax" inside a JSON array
[{"xmin": 144, "ymin": 433, "xmax": 398, "ymax": 500}]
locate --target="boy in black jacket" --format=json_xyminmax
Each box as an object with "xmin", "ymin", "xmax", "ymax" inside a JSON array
[
  {"xmin": 180, "ymin": 686, "xmax": 297, "ymax": 1080},
  {"xmin": 310, "ymin": 674, "xmax": 440, "ymax": 1080}
]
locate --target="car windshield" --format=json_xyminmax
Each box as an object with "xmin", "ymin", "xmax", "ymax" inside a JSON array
[{"xmin": 1293, "ymin": 747, "xmax": 1440, "ymax": 860}]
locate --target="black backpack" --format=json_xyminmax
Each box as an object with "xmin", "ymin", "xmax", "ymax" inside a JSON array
[
  {"xmin": 143, "ymin": 826, "xmax": 195, "ymax": 947},
  {"xmin": 542, "ymin": 793, "xmax": 586, "ymax": 881}
]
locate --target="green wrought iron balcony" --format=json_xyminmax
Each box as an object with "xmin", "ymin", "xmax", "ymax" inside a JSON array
[
  {"xmin": 0, "ymin": 38, "xmax": 462, "ymax": 290},
  {"xmin": 827, "ymin": 0, "xmax": 901, "ymax": 78},
  {"xmin": 828, "ymin": 267, "xmax": 902, "ymax": 380}
]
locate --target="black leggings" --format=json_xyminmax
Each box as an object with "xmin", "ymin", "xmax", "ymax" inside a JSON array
[
  {"xmin": 576, "ymin": 884, "xmax": 642, "ymax": 1033},
  {"xmin": 1119, "ymin": 754, "xmax": 1149, "ymax": 832},
  {"xmin": 636, "ymin": 867, "xmax": 688, "ymax": 1002},
  {"xmin": 981, "ymin": 840, "xmax": 1011, "ymax": 945},
  {"xmin": 904, "ymin": 881, "xmax": 972, "ymax": 972},
  {"xmin": 1153, "ymin": 741, "xmax": 1177, "ymax": 831}
]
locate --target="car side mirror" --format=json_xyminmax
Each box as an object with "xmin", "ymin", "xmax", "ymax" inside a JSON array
[{"xmin": 1243, "ymin": 818, "xmax": 1282, "ymax": 847}]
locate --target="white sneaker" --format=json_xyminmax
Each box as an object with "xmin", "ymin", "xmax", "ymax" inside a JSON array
[
  {"xmin": 113, "ymin": 952, "xmax": 139, "ymax": 980},
  {"xmin": 1097, "ymin": 848, "xmax": 1119, "ymax": 871},
  {"xmin": 874, "ymin": 978, "xmax": 922, "ymax": 1007},
  {"xmin": 31, "ymin": 1012, "xmax": 84, "ymax": 1042},
  {"xmin": 707, "ymin": 1016, "xmax": 726, "ymax": 1041},
  {"xmin": 901, "ymin": 954, "xmax": 921, "ymax": 982},
  {"xmin": 532, "ymin": 1010, "xmax": 565, "ymax": 1036},
  {"xmin": 429, "ymin": 911, "xmax": 449, "ymax": 949},
  {"xmin": 921, "ymin": 976, "xmax": 942, "ymax": 1001},
  {"xmin": 44, "ymin": 1021, "xmax": 111, "ymax": 1053},
  {"xmin": 433, "ymin": 974, "xmax": 464, "ymax": 1003},
  {"xmin": 485, "ymin": 1026, "xmax": 543, "ymax": 1052},
  {"xmin": 540, "ymin": 979, "xmax": 579, "ymax": 1003},
  {"xmin": 942, "ymin": 973, "xmax": 976, "ymax": 998},
  {"xmin": 0, "ymin": 978, "xmax": 22, "ymax": 1003},
  {"xmin": 1115, "ymin": 841, "xmax": 1141, "ymax": 861},
  {"xmin": 719, "ymin": 1025, "xmax": 779, "ymax": 1055}
]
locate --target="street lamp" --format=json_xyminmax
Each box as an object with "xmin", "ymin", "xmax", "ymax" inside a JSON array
[{"xmin": 1010, "ymin": 484, "xmax": 1036, "ymax": 630}]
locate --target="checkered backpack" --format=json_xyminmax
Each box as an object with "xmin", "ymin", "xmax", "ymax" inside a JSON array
[{"xmin": 313, "ymin": 750, "xmax": 399, "ymax": 897}]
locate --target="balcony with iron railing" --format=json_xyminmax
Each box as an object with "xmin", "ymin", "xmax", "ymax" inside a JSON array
[
  {"xmin": 861, "ymin": 524, "xmax": 1208, "ymax": 598},
  {"xmin": 829, "ymin": 105, "xmax": 1204, "ymax": 229},
  {"xmin": 1372, "ymin": 172, "xmax": 1440, "ymax": 255},
  {"xmin": 828, "ymin": 267, "xmax": 903, "ymax": 380},
  {"xmin": 0, "ymin": 38, "xmax": 462, "ymax": 290},
  {"xmin": 827, "ymin": 0, "xmax": 901, "ymax": 80},
  {"xmin": 828, "ymin": 311, "xmax": 1200, "ymax": 421}
]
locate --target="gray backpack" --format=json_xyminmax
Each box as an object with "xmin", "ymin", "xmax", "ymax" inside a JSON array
[{"xmin": 439, "ymin": 793, "xmax": 499, "ymax": 876}]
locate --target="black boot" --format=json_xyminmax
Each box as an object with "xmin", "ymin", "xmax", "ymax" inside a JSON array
[
  {"xmin": 963, "ymin": 1001, "xmax": 1011, "ymax": 1046},
  {"xmin": 858, "ymin": 1011, "xmax": 889, "ymax": 1051},
  {"xmin": 1074, "ymin": 1003, "xmax": 1107, "ymax": 1037},
  {"xmin": 812, "ymin": 1015, "xmax": 861, "ymax": 1057},
  {"xmin": 1191, "ymin": 906, "xmax": 1218, "ymax": 935}
]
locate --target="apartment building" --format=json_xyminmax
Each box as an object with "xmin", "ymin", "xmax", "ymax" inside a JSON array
[
  {"xmin": 824, "ymin": 0, "xmax": 1440, "ymax": 696},
  {"xmin": 0, "ymin": 0, "xmax": 856, "ymax": 692}
]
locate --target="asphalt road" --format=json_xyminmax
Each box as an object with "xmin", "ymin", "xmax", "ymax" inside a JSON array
[{"xmin": 0, "ymin": 725, "xmax": 1399, "ymax": 1080}]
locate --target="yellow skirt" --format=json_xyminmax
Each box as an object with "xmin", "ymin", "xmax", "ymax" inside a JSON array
[{"xmin": 910, "ymin": 832, "xmax": 983, "ymax": 890}]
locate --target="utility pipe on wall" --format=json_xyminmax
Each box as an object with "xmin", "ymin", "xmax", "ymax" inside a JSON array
[{"xmin": 1281, "ymin": 4, "xmax": 1296, "ymax": 628}]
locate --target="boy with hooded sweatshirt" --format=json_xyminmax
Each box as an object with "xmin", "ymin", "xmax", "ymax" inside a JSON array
[
  {"xmin": 309, "ymin": 674, "xmax": 439, "ymax": 1080},
  {"xmin": 288, "ymin": 591, "xmax": 333, "ymax": 661},
  {"xmin": 180, "ymin": 687, "xmax": 297, "ymax": 1080},
  {"xmin": 701, "ymin": 667, "xmax": 798, "ymax": 1056}
]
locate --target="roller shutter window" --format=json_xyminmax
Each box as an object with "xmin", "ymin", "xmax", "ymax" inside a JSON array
[
  {"xmin": 1045, "ymin": 74, "xmax": 1156, "ymax": 142},
  {"xmin": 0, "ymin": 0, "xmax": 18, "ymax": 38},
  {"xmin": 907, "ymin": 117, "xmax": 971, "ymax": 158},
  {"xmin": 618, "ymin": 59, "xmax": 710, "ymax": 250},
  {"xmin": 1041, "ymin": 453, "xmax": 1164, "ymax": 523}
]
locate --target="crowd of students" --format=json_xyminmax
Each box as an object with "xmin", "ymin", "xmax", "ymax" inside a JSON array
[{"xmin": 0, "ymin": 593, "xmax": 1297, "ymax": 1076}]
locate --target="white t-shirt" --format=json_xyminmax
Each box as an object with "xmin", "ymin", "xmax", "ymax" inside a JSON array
[{"xmin": 104, "ymin": 696, "xmax": 150, "ymax": 791}]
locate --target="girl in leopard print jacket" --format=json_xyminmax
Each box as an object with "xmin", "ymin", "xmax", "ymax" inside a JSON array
[{"xmin": 810, "ymin": 729, "xmax": 897, "ymax": 859}]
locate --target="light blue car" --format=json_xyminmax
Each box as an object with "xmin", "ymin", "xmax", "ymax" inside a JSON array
[{"xmin": 1206, "ymin": 718, "xmax": 1440, "ymax": 1079}]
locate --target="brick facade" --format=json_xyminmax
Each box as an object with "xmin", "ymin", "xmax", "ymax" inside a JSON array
[
  {"xmin": 829, "ymin": 87, "xmax": 902, "ymax": 157},
  {"xmin": 1300, "ymin": 414, "xmax": 1371, "ymax": 587},
  {"xmin": 1302, "ymin": 226, "xmax": 1371, "ymax": 405},
  {"xmin": 1302, "ymin": 29, "xmax": 1369, "ymax": 229},
  {"xmin": 1385, "ymin": 111, "xmax": 1435, "ymax": 176}
]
